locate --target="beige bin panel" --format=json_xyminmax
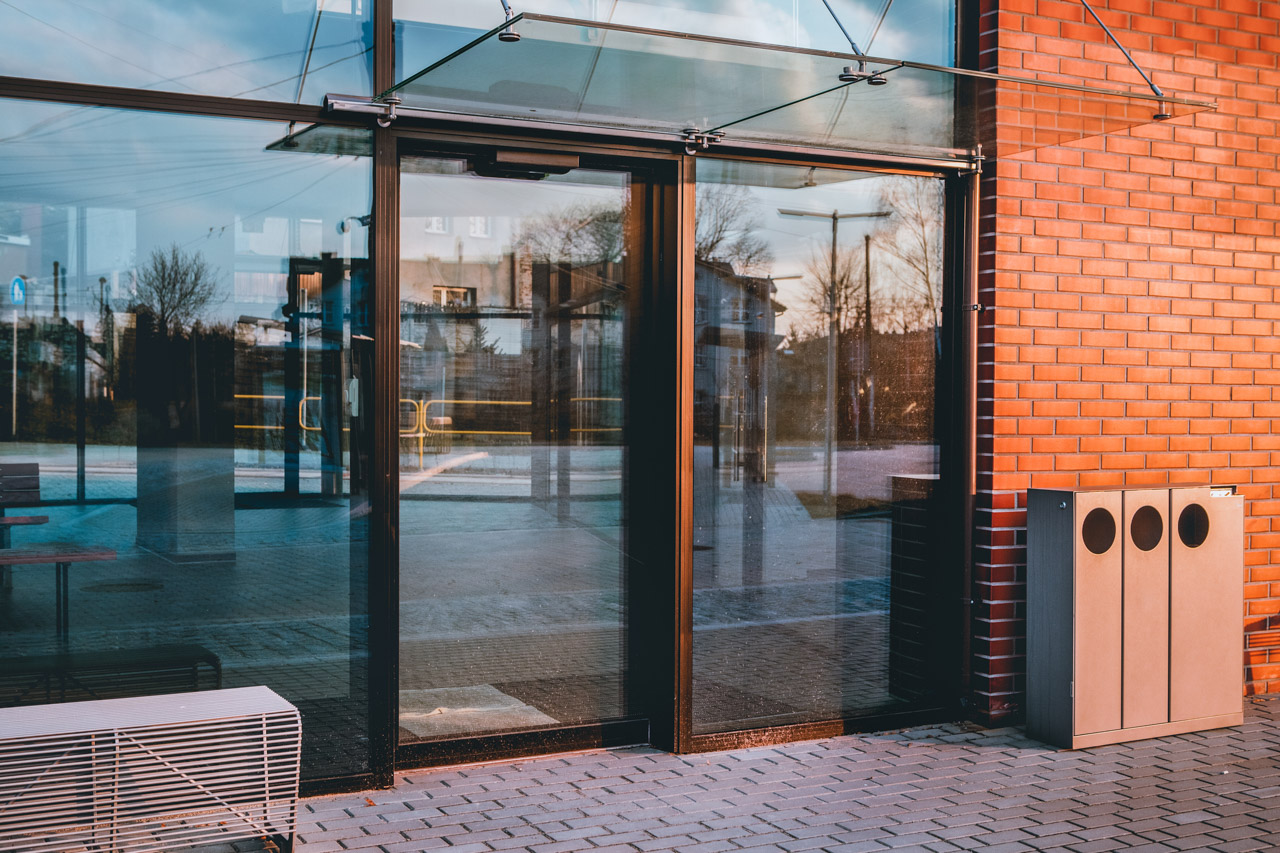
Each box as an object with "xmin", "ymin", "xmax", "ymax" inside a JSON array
[
  {"xmin": 1170, "ymin": 487, "xmax": 1244, "ymax": 722},
  {"xmin": 1122, "ymin": 489, "xmax": 1170, "ymax": 728},
  {"xmin": 1074, "ymin": 490, "xmax": 1123, "ymax": 736}
]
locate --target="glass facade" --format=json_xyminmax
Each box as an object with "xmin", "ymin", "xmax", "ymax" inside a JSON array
[
  {"xmin": 0, "ymin": 100, "xmax": 373, "ymax": 779},
  {"xmin": 0, "ymin": 1, "xmax": 373, "ymax": 104},
  {"xmin": 691, "ymin": 160, "xmax": 947, "ymax": 733},
  {"xmin": 0, "ymin": 0, "xmax": 973, "ymax": 783},
  {"xmin": 397, "ymin": 156, "xmax": 639, "ymax": 742}
]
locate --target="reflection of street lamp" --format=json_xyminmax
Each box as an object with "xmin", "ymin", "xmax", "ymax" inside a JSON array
[{"xmin": 777, "ymin": 208, "xmax": 890, "ymax": 502}]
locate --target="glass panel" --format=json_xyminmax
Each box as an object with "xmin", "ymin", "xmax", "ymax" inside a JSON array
[
  {"xmin": 973, "ymin": 76, "xmax": 1205, "ymax": 157},
  {"xmin": 692, "ymin": 159, "xmax": 946, "ymax": 734},
  {"xmin": 734, "ymin": 67, "xmax": 1208, "ymax": 158},
  {"xmin": 398, "ymin": 156, "xmax": 637, "ymax": 742},
  {"xmin": 385, "ymin": 14, "xmax": 1212, "ymax": 160},
  {"xmin": 0, "ymin": 0, "xmax": 372, "ymax": 104},
  {"xmin": 711, "ymin": 62, "xmax": 956, "ymax": 158},
  {"xmin": 393, "ymin": 0, "xmax": 954, "ymax": 71},
  {"xmin": 391, "ymin": 15, "xmax": 844, "ymax": 140},
  {"xmin": 0, "ymin": 100, "xmax": 373, "ymax": 780}
]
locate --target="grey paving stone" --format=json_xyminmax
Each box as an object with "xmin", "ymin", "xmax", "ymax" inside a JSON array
[{"xmin": 282, "ymin": 700, "xmax": 1280, "ymax": 853}]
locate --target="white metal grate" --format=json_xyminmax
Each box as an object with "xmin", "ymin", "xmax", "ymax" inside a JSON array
[{"xmin": 0, "ymin": 686, "xmax": 300, "ymax": 852}]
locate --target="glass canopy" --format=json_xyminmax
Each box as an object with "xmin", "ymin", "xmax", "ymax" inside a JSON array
[{"xmin": 377, "ymin": 13, "xmax": 1214, "ymax": 163}]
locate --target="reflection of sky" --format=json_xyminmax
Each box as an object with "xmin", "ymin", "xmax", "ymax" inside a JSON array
[
  {"xmin": 697, "ymin": 163, "xmax": 939, "ymax": 341},
  {"xmin": 395, "ymin": 0, "xmax": 953, "ymax": 69},
  {"xmin": 0, "ymin": 99, "xmax": 371, "ymax": 331},
  {"xmin": 747, "ymin": 181, "xmax": 885, "ymax": 339},
  {"xmin": 0, "ymin": 0, "xmax": 372, "ymax": 104}
]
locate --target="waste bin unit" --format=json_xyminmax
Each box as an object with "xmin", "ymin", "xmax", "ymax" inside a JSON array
[{"xmin": 1027, "ymin": 486, "xmax": 1243, "ymax": 749}]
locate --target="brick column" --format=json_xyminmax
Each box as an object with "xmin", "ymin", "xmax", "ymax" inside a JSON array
[{"xmin": 972, "ymin": 0, "xmax": 1280, "ymax": 722}]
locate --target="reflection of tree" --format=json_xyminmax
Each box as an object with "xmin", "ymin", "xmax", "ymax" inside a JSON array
[
  {"xmin": 792, "ymin": 242, "xmax": 865, "ymax": 341},
  {"xmin": 874, "ymin": 178, "xmax": 944, "ymax": 333},
  {"xmin": 515, "ymin": 201, "xmax": 623, "ymax": 266},
  {"xmin": 695, "ymin": 184, "xmax": 773, "ymax": 276},
  {"xmin": 787, "ymin": 179, "xmax": 944, "ymax": 340},
  {"xmin": 130, "ymin": 243, "xmax": 219, "ymax": 333},
  {"xmin": 462, "ymin": 322, "xmax": 499, "ymax": 354}
]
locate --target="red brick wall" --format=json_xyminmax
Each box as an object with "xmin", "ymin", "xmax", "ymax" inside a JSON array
[{"xmin": 973, "ymin": 0, "xmax": 1280, "ymax": 721}]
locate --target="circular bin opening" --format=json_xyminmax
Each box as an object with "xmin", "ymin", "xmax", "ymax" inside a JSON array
[
  {"xmin": 1178, "ymin": 503, "xmax": 1210, "ymax": 548},
  {"xmin": 1082, "ymin": 507, "xmax": 1116, "ymax": 555},
  {"xmin": 1130, "ymin": 505, "xmax": 1164, "ymax": 552}
]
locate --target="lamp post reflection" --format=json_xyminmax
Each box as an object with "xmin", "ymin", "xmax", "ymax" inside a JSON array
[{"xmin": 776, "ymin": 208, "xmax": 889, "ymax": 503}]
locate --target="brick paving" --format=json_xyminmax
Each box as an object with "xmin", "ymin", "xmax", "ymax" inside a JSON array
[{"xmin": 294, "ymin": 697, "xmax": 1280, "ymax": 853}]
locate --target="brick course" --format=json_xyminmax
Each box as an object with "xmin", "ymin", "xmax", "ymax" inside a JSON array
[{"xmin": 975, "ymin": 0, "xmax": 1280, "ymax": 720}]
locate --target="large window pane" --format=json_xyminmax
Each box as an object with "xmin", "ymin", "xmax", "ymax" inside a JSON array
[
  {"xmin": 692, "ymin": 160, "xmax": 947, "ymax": 734},
  {"xmin": 398, "ymin": 156, "xmax": 638, "ymax": 742},
  {"xmin": 0, "ymin": 101, "xmax": 373, "ymax": 779},
  {"xmin": 0, "ymin": 1, "xmax": 372, "ymax": 104},
  {"xmin": 394, "ymin": 0, "xmax": 954, "ymax": 84}
]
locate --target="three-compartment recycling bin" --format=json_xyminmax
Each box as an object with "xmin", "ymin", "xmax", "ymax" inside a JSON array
[{"xmin": 1027, "ymin": 485, "xmax": 1243, "ymax": 748}]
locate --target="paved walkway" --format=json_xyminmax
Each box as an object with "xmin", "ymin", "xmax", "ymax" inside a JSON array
[{"xmin": 294, "ymin": 697, "xmax": 1280, "ymax": 853}]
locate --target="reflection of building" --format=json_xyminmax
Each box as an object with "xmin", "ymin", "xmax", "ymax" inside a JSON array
[{"xmin": 692, "ymin": 259, "xmax": 784, "ymax": 463}]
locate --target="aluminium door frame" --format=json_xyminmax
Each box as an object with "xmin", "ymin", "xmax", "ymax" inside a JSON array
[
  {"xmin": 671, "ymin": 157, "xmax": 974, "ymax": 756},
  {"xmin": 363, "ymin": 117, "xmax": 975, "ymax": 779}
]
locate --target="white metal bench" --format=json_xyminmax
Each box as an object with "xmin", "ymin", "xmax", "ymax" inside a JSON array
[{"xmin": 0, "ymin": 686, "xmax": 300, "ymax": 852}]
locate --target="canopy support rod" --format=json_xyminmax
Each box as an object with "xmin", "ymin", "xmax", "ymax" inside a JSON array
[
  {"xmin": 1077, "ymin": 0, "xmax": 1164, "ymax": 98},
  {"xmin": 819, "ymin": 0, "xmax": 865, "ymax": 55}
]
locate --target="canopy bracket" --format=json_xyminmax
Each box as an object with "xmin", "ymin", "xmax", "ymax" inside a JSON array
[
  {"xmin": 497, "ymin": 0, "xmax": 521, "ymax": 42},
  {"xmin": 682, "ymin": 128, "xmax": 725, "ymax": 155},
  {"xmin": 375, "ymin": 95, "xmax": 401, "ymax": 128}
]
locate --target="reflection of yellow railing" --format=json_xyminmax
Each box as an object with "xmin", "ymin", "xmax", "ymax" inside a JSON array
[
  {"xmin": 233, "ymin": 394, "xmax": 327, "ymax": 432},
  {"xmin": 233, "ymin": 394, "xmax": 622, "ymax": 469},
  {"xmin": 400, "ymin": 398, "xmax": 437, "ymax": 469},
  {"xmin": 422, "ymin": 400, "xmax": 532, "ymax": 437},
  {"xmin": 568, "ymin": 398, "xmax": 623, "ymax": 434},
  {"xmin": 420, "ymin": 399, "xmax": 622, "ymax": 436},
  {"xmin": 300, "ymin": 396, "xmax": 321, "ymax": 432},
  {"xmin": 233, "ymin": 393, "xmax": 284, "ymax": 430}
]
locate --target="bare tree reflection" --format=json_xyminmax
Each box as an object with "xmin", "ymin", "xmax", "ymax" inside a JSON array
[
  {"xmin": 793, "ymin": 242, "xmax": 865, "ymax": 341},
  {"xmin": 874, "ymin": 178, "xmax": 944, "ymax": 335},
  {"xmin": 695, "ymin": 184, "xmax": 773, "ymax": 276},
  {"xmin": 130, "ymin": 243, "xmax": 220, "ymax": 333},
  {"xmin": 515, "ymin": 201, "xmax": 624, "ymax": 266}
]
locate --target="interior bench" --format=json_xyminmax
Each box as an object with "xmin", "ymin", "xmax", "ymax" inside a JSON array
[{"xmin": 0, "ymin": 643, "xmax": 222, "ymax": 707}]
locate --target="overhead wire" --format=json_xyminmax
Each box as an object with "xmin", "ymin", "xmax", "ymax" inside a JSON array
[
  {"xmin": 0, "ymin": 0, "xmax": 197, "ymax": 92},
  {"xmin": 863, "ymin": 0, "xmax": 896, "ymax": 54},
  {"xmin": 54, "ymin": 0, "xmax": 265, "ymax": 91}
]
